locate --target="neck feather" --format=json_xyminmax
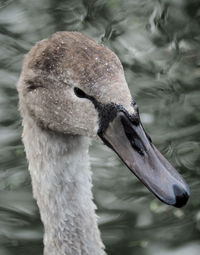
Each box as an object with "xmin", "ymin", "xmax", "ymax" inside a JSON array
[{"xmin": 22, "ymin": 115, "xmax": 105, "ymax": 255}]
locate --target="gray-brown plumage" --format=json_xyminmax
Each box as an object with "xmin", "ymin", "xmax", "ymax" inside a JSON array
[
  {"xmin": 28, "ymin": 32, "xmax": 123, "ymax": 85},
  {"xmin": 18, "ymin": 32, "xmax": 133, "ymax": 137},
  {"xmin": 17, "ymin": 31, "xmax": 133, "ymax": 255}
]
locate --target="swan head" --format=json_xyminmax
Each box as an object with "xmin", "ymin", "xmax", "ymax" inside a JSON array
[{"xmin": 17, "ymin": 31, "xmax": 190, "ymax": 208}]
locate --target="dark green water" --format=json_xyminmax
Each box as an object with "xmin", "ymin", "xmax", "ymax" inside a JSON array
[{"xmin": 0, "ymin": 0, "xmax": 200, "ymax": 254}]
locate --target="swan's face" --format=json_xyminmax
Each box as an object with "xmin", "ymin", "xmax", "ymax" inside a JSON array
[
  {"xmin": 18, "ymin": 32, "xmax": 189, "ymax": 208},
  {"xmin": 18, "ymin": 32, "xmax": 133, "ymax": 138}
]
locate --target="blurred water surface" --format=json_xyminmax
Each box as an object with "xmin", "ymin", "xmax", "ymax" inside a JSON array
[{"xmin": 0, "ymin": 0, "xmax": 200, "ymax": 254}]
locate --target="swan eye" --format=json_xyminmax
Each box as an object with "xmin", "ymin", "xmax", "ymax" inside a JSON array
[
  {"xmin": 74, "ymin": 87, "xmax": 87, "ymax": 98},
  {"xmin": 26, "ymin": 80, "xmax": 42, "ymax": 91}
]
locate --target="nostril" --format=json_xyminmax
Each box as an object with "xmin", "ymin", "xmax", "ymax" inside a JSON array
[{"xmin": 173, "ymin": 184, "xmax": 190, "ymax": 208}]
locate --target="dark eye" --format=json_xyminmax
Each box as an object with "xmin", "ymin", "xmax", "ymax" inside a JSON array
[
  {"xmin": 26, "ymin": 80, "xmax": 42, "ymax": 91},
  {"xmin": 74, "ymin": 87, "xmax": 87, "ymax": 98}
]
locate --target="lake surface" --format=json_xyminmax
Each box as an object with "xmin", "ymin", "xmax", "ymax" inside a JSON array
[{"xmin": 0, "ymin": 0, "xmax": 200, "ymax": 254}]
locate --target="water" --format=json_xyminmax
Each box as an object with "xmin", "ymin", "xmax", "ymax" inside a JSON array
[{"xmin": 0, "ymin": 0, "xmax": 200, "ymax": 254}]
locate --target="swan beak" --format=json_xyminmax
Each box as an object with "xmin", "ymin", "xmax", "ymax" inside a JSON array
[{"xmin": 100, "ymin": 112, "xmax": 190, "ymax": 207}]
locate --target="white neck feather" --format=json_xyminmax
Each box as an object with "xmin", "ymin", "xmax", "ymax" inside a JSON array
[{"xmin": 22, "ymin": 115, "xmax": 105, "ymax": 255}]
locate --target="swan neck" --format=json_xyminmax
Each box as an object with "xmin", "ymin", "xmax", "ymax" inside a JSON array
[{"xmin": 22, "ymin": 115, "xmax": 105, "ymax": 255}]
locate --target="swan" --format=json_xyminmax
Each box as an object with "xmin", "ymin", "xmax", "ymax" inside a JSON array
[{"xmin": 17, "ymin": 31, "xmax": 190, "ymax": 255}]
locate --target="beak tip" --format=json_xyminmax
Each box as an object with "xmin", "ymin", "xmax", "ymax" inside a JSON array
[{"xmin": 172, "ymin": 184, "xmax": 190, "ymax": 208}]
